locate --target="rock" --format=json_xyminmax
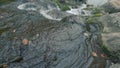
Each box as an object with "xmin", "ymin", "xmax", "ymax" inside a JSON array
[
  {"xmin": 100, "ymin": 13, "xmax": 120, "ymax": 32},
  {"xmin": 99, "ymin": 12, "xmax": 120, "ymax": 64},
  {"xmin": 110, "ymin": 63, "xmax": 120, "ymax": 68},
  {"xmin": 100, "ymin": 13, "xmax": 120, "ymax": 52},
  {"xmin": 102, "ymin": 33, "xmax": 120, "ymax": 51},
  {"xmin": 46, "ymin": 9, "xmax": 71, "ymax": 20},
  {"xmin": 0, "ymin": 0, "xmax": 107, "ymax": 68},
  {"xmin": 102, "ymin": 0, "xmax": 120, "ymax": 13},
  {"xmin": 87, "ymin": 0, "xmax": 108, "ymax": 7}
]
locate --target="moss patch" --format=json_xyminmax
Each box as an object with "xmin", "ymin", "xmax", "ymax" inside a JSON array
[
  {"xmin": 86, "ymin": 16, "xmax": 99, "ymax": 24},
  {"xmin": 84, "ymin": 7, "xmax": 104, "ymax": 17},
  {"xmin": 101, "ymin": 44, "xmax": 120, "ymax": 63},
  {"xmin": 101, "ymin": 45, "xmax": 111, "ymax": 57}
]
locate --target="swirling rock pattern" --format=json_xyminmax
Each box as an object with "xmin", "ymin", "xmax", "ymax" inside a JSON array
[{"xmin": 0, "ymin": 0, "xmax": 107, "ymax": 68}]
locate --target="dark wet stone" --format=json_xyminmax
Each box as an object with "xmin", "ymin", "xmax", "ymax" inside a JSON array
[{"xmin": 0, "ymin": 0, "xmax": 107, "ymax": 68}]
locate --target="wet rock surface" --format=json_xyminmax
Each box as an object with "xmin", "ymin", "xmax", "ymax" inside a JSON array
[
  {"xmin": 110, "ymin": 63, "xmax": 120, "ymax": 68},
  {"xmin": 102, "ymin": 0, "xmax": 120, "ymax": 13},
  {"xmin": 100, "ymin": 13, "xmax": 120, "ymax": 52},
  {"xmin": 99, "ymin": 12, "xmax": 120, "ymax": 66},
  {"xmin": 0, "ymin": 0, "xmax": 107, "ymax": 68}
]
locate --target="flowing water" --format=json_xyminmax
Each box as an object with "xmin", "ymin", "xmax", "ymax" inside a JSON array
[
  {"xmin": 66, "ymin": 4, "xmax": 92, "ymax": 16},
  {"xmin": 17, "ymin": 2, "xmax": 92, "ymax": 21}
]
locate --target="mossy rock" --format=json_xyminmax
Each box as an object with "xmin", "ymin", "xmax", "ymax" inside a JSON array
[
  {"xmin": 93, "ymin": 13, "xmax": 103, "ymax": 17},
  {"xmin": 60, "ymin": 5, "xmax": 70, "ymax": 11},
  {"xmin": 101, "ymin": 45, "xmax": 111, "ymax": 57},
  {"xmin": 86, "ymin": 16, "xmax": 99, "ymax": 24},
  {"xmin": 101, "ymin": 44, "xmax": 120, "ymax": 63}
]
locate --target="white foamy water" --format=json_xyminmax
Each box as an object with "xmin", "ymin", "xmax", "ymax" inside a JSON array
[
  {"xmin": 17, "ymin": 3, "xmax": 91, "ymax": 20},
  {"xmin": 66, "ymin": 4, "xmax": 92, "ymax": 16},
  {"xmin": 17, "ymin": 3, "xmax": 61, "ymax": 20}
]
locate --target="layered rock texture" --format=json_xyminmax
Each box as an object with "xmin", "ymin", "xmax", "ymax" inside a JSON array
[
  {"xmin": 102, "ymin": 0, "xmax": 120, "ymax": 13},
  {"xmin": 0, "ymin": 0, "xmax": 107, "ymax": 68}
]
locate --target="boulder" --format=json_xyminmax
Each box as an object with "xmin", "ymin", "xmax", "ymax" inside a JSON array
[
  {"xmin": 102, "ymin": 0, "xmax": 120, "ymax": 13},
  {"xmin": 110, "ymin": 63, "xmax": 120, "ymax": 68},
  {"xmin": 100, "ymin": 13, "xmax": 120, "ymax": 51},
  {"xmin": 0, "ymin": 0, "xmax": 107, "ymax": 68},
  {"xmin": 100, "ymin": 12, "xmax": 120, "ymax": 63}
]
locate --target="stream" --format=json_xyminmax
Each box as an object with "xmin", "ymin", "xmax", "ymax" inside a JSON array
[{"xmin": 17, "ymin": 2, "xmax": 92, "ymax": 20}]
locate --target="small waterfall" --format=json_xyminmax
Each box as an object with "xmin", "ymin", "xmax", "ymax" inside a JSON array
[
  {"xmin": 17, "ymin": 1, "xmax": 92, "ymax": 21},
  {"xmin": 17, "ymin": 2, "xmax": 62, "ymax": 20},
  {"xmin": 66, "ymin": 4, "xmax": 92, "ymax": 16}
]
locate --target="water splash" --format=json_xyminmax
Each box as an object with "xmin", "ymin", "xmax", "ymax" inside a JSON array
[
  {"xmin": 66, "ymin": 4, "xmax": 92, "ymax": 16},
  {"xmin": 17, "ymin": 3, "xmax": 91, "ymax": 21},
  {"xmin": 17, "ymin": 2, "xmax": 61, "ymax": 20}
]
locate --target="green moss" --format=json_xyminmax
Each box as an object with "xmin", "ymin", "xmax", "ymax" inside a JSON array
[
  {"xmin": 85, "ymin": 7, "xmax": 104, "ymax": 24},
  {"xmin": 0, "ymin": 0, "xmax": 15, "ymax": 5},
  {"xmin": 101, "ymin": 45, "xmax": 120, "ymax": 62},
  {"xmin": 101, "ymin": 45, "xmax": 111, "ymax": 57},
  {"xmin": 93, "ymin": 13, "xmax": 103, "ymax": 17},
  {"xmin": 51, "ymin": 0, "xmax": 70, "ymax": 11},
  {"xmin": 86, "ymin": 16, "xmax": 98, "ymax": 24},
  {"xmin": 61, "ymin": 5, "xmax": 70, "ymax": 11}
]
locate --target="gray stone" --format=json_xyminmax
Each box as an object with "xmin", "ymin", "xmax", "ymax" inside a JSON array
[
  {"xmin": 0, "ymin": 0, "xmax": 107, "ymax": 68},
  {"xmin": 100, "ymin": 13, "xmax": 120, "ymax": 52},
  {"xmin": 110, "ymin": 63, "xmax": 120, "ymax": 68},
  {"xmin": 102, "ymin": 0, "xmax": 120, "ymax": 13},
  {"xmin": 100, "ymin": 12, "xmax": 120, "ymax": 63}
]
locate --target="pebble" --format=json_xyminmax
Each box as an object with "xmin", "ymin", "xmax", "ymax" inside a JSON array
[{"xmin": 22, "ymin": 38, "xmax": 29, "ymax": 45}]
